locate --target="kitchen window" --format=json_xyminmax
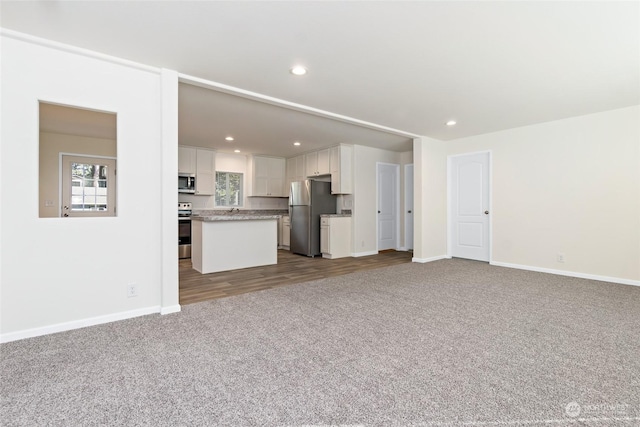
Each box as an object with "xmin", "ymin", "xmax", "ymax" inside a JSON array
[{"xmin": 215, "ymin": 171, "xmax": 243, "ymax": 207}]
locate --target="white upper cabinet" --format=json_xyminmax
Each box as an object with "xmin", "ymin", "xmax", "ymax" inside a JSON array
[
  {"xmin": 305, "ymin": 151, "xmax": 317, "ymax": 176},
  {"xmin": 286, "ymin": 155, "xmax": 305, "ymax": 192},
  {"xmin": 178, "ymin": 146, "xmax": 196, "ymax": 174},
  {"xmin": 330, "ymin": 144, "xmax": 353, "ymax": 194},
  {"xmin": 306, "ymin": 148, "xmax": 330, "ymax": 176},
  {"xmin": 251, "ymin": 155, "xmax": 286, "ymax": 197},
  {"xmin": 195, "ymin": 148, "xmax": 215, "ymax": 195},
  {"xmin": 178, "ymin": 146, "xmax": 215, "ymax": 195}
]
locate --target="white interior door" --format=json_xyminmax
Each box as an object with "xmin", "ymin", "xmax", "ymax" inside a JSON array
[
  {"xmin": 450, "ymin": 152, "xmax": 490, "ymax": 261},
  {"xmin": 377, "ymin": 163, "xmax": 399, "ymax": 251},
  {"xmin": 61, "ymin": 155, "xmax": 117, "ymax": 217},
  {"xmin": 405, "ymin": 164, "xmax": 414, "ymax": 251}
]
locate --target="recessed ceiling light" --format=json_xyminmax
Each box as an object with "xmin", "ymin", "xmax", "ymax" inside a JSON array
[
  {"xmin": 290, "ymin": 66, "xmax": 307, "ymax": 76},
  {"xmin": 225, "ymin": 136, "xmax": 234, "ymax": 141},
  {"xmin": 293, "ymin": 141, "xmax": 301, "ymax": 146},
  {"xmin": 234, "ymin": 149, "xmax": 241, "ymax": 153},
  {"xmin": 446, "ymin": 120, "xmax": 457, "ymax": 126}
]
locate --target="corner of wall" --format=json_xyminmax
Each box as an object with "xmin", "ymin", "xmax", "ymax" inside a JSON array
[{"xmin": 413, "ymin": 136, "xmax": 447, "ymax": 260}]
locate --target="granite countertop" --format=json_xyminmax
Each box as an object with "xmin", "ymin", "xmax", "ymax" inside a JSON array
[
  {"xmin": 320, "ymin": 213, "xmax": 352, "ymax": 218},
  {"xmin": 190, "ymin": 209, "xmax": 288, "ymax": 222},
  {"xmin": 191, "ymin": 215, "xmax": 280, "ymax": 222}
]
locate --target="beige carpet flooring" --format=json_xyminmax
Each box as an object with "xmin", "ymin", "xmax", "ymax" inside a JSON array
[{"xmin": 1, "ymin": 259, "xmax": 639, "ymax": 426}]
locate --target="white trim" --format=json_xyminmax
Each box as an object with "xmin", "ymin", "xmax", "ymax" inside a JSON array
[
  {"xmin": 352, "ymin": 250, "xmax": 379, "ymax": 257},
  {"xmin": 1, "ymin": 28, "xmax": 160, "ymax": 74},
  {"xmin": 447, "ymin": 150, "xmax": 493, "ymax": 261},
  {"xmin": 490, "ymin": 261, "xmax": 640, "ymax": 287},
  {"xmin": 58, "ymin": 152, "xmax": 117, "ymax": 161},
  {"xmin": 0, "ymin": 306, "xmax": 161, "ymax": 343},
  {"xmin": 412, "ymin": 255, "xmax": 449, "ymax": 263},
  {"xmin": 160, "ymin": 69, "xmax": 181, "ymax": 314},
  {"xmin": 160, "ymin": 305, "xmax": 182, "ymax": 315},
  {"xmin": 179, "ymin": 73, "xmax": 420, "ymax": 139}
]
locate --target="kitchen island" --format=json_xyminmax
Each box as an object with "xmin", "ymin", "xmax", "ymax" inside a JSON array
[{"xmin": 191, "ymin": 215, "xmax": 279, "ymax": 274}]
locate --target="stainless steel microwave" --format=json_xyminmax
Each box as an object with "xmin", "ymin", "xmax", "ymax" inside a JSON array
[{"xmin": 178, "ymin": 174, "xmax": 196, "ymax": 193}]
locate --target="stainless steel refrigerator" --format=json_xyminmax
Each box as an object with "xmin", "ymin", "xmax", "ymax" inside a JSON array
[{"xmin": 289, "ymin": 180, "xmax": 336, "ymax": 256}]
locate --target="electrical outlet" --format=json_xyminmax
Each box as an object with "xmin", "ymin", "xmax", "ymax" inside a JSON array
[
  {"xmin": 557, "ymin": 253, "xmax": 565, "ymax": 263},
  {"xmin": 127, "ymin": 283, "xmax": 138, "ymax": 298}
]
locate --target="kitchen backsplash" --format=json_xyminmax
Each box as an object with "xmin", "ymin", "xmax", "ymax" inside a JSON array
[
  {"xmin": 245, "ymin": 197, "xmax": 289, "ymax": 210},
  {"xmin": 182, "ymin": 193, "xmax": 351, "ymax": 212},
  {"xmin": 178, "ymin": 194, "xmax": 289, "ymax": 210}
]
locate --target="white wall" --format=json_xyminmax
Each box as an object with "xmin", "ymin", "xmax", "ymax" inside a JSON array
[
  {"xmin": 352, "ymin": 145, "xmax": 402, "ymax": 255},
  {"xmin": 0, "ymin": 34, "xmax": 172, "ymax": 340},
  {"xmin": 412, "ymin": 137, "xmax": 448, "ymax": 262},
  {"xmin": 446, "ymin": 106, "xmax": 640, "ymax": 283}
]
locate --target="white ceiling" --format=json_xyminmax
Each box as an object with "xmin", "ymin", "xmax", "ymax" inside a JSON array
[
  {"xmin": 179, "ymin": 83, "xmax": 412, "ymax": 156},
  {"xmin": 3, "ymin": 1, "xmax": 639, "ymax": 155}
]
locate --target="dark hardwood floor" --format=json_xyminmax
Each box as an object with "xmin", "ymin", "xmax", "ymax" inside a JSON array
[{"xmin": 179, "ymin": 249, "xmax": 413, "ymax": 305}]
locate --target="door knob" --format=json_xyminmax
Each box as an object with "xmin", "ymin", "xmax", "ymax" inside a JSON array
[
  {"xmin": 408, "ymin": 210, "xmax": 412, "ymax": 213},
  {"xmin": 484, "ymin": 210, "xmax": 489, "ymax": 215},
  {"xmin": 377, "ymin": 210, "xmax": 381, "ymax": 214}
]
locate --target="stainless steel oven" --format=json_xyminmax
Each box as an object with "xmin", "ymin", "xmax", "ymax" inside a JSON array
[{"xmin": 178, "ymin": 202, "xmax": 192, "ymax": 259}]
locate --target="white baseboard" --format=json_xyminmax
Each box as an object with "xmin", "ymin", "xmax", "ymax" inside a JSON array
[
  {"xmin": 412, "ymin": 255, "xmax": 449, "ymax": 263},
  {"xmin": 0, "ymin": 306, "xmax": 161, "ymax": 343},
  {"xmin": 490, "ymin": 261, "xmax": 640, "ymax": 287},
  {"xmin": 352, "ymin": 250, "xmax": 379, "ymax": 257},
  {"xmin": 160, "ymin": 305, "xmax": 181, "ymax": 315}
]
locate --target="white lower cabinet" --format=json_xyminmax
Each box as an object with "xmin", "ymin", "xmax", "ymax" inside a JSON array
[
  {"xmin": 320, "ymin": 223, "xmax": 329, "ymax": 254},
  {"xmin": 278, "ymin": 215, "xmax": 291, "ymax": 249},
  {"xmin": 281, "ymin": 215, "xmax": 290, "ymax": 249},
  {"xmin": 320, "ymin": 216, "xmax": 352, "ymax": 259}
]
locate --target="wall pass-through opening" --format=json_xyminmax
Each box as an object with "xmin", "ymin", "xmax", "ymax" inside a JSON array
[{"xmin": 39, "ymin": 102, "xmax": 117, "ymax": 218}]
